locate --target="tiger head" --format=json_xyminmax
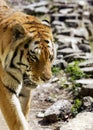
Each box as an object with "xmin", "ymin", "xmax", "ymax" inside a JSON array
[{"xmin": 10, "ymin": 20, "xmax": 54, "ymax": 85}]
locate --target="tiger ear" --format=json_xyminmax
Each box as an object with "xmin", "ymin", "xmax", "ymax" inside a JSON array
[
  {"xmin": 12, "ymin": 24, "xmax": 25, "ymax": 41},
  {"xmin": 42, "ymin": 19, "xmax": 50, "ymax": 27},
  {"xmin": 41, "ymin": 15, "xmax": 51, "ymax": 27}
]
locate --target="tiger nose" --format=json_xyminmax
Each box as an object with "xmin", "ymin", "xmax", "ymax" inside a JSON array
[{"xmin": 41, "ymin": 73, "xmax": 52, "ymax": 82}]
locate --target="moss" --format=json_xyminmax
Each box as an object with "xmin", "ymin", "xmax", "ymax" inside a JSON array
[
  {"xmin": 71, "ymin": 99, "xmax": 82, "ymax": 117},
  {"xmin": 52, "ymin": 66, "xmax": 61, "ymax": 75},
  {"xmin": 66, "ymin": 61, "xmax": 86, "ymax": 81}
]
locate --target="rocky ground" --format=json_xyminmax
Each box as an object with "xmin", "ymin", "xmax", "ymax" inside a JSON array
[{"xmin": 1, "ymin": 0, "xmax": 93, "ymax": 130}]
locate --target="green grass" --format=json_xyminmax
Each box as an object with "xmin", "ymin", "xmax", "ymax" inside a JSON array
[
  {"xmin": 66, "ymin": 61, "xmax": 86, "ymax": 81},
  {"xmin": 71, "ymin": 99, "xmax": 82, "ymax": 117},
  {"xmin": 52, "ymin": 66, "xmax": 61, "ymax": 75}
]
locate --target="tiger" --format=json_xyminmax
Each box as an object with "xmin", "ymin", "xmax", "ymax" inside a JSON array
[{"xmin": 0, "ymin": 0, "xmax": 54, "ymax": 130}]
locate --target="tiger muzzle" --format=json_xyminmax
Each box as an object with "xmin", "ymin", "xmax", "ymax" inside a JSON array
[{"xmin": 41, "ymin": 70, "xmax": 52, "ymax": 82}]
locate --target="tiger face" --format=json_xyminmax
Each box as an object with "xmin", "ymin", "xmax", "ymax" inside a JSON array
[
  {"xmin": 27, "ymin": 39, "xmax": 54, "ymax": 84},
  {"xmin": 26, "ymin": 26, "xmax": 54, "ymax": 84},
  {"xmin": 9, "ymin": 21, "xmax": 54, "ymax": 85}
]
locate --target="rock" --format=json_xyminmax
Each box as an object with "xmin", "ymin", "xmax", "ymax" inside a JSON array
[
  {"xmin": 82, "ymin": 96, "xmax": 93, "ymax": 110},
  {"xmin": 56, "ymin": 35, "xmax": 82, "ymax": 45},
  {"xmin": 65, "ymin": 13, "xmax": 81, "ymax": 23},
  {"xmin": 80, "ymin": 84, "xmax": 93, "ymax": 97},
  {"xmin": 51, "ymin": 13, "xmax": 67, "ymax": 22},
  {"xmin": 60, "ymin": 112, "xmax": 93, "ymax": 130},
  {"xmin": 76, "ymin": 78, "xmax": 93, "ymax": 85},
  {"xmin": 59, "ymin": 8, "xmax": 73, "ymax": 14},
  {"xmin": 81, "ymin": 67, "xmax": 93, "ymax": 74},
  {"xmin": 57, "ymin": 48, "xmax": 81, "ymax": 56},
  {"xmin": 23, "ymin": 1, "xmax": 49, "ymax": 14},
  {"xmin": 50, "ymin": 77, "xmax": 59, "ymax": 83},
  {"xmin": 43, "ymin": 100, "xmax": 72, "ymax": 123},
  {"xmin": 37, "ymin": 112, "xmax": 44, "ymax": 118},
  {"xmin": 74, "ymin": 27, "xmax": 89, "ymax": 39},
  {"xmin": 35, "ymin": 6, "xmax": 49, "ymax": 13},
  {"xmin": 79, "ymin": 60, "xmax": 93, "ymax": 67},
  {"xmin": 78, "ymin": 44, "xmax": 91, "ymax": 52},
  {"xmin": 57, "ymin": 44, "xmax": 70, "ymax": 50},
  {"xmin": 60, "ymin": 30, "xmax": 72, "ymax": 36},
  {"xmin": 57, "ymin": 55, "xmax": 64, "ymax": 59},
  {"xmin": 83, "ymin": 19, "xmax": 93, "ymax": 36},
  {"xmin": 65, "ymin": 19, "xmax": 80, "ymax": 28},
  {"xmin": 64, "ymin": 52, "xmax": 91, "ymax": 62},
  {"xmin": 52, "ymin": 21, "xmax": 66, "ymax": 32},
  {"xmin": 53, "ymin": 59, "xmax": 67, "ymax": 69}
]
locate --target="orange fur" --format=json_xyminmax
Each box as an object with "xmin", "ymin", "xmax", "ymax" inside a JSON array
[{"xmin": 0, "ymin": 0, "xmax": 54, "ymax": 130}]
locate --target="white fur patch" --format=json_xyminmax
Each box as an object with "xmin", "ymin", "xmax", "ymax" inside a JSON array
[
  {"xmin": 16, "ymin": 82, "xmax": 22, "ymax": 96},
  {"xmin": 11, "ymin": 95, "xmax": 29, "ymax": 130}
]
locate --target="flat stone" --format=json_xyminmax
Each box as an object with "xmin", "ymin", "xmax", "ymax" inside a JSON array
[
  {"xmin": 64, "ymin": 53, "xmax": 91, "ymax": 62},
  {"xmin": 52, "ymin": 21, "xmax": 66, "ymax": 28},
  {"xmin": 72, "ymin": 27, "xmax": 89, "ymax": 39},
  {"xmin": 83, "ymin": 19, "xmax": 93, "ymax": 36},
  {"xmin": 56, "ymin": 35, "xmax": 82, "ymax": 44},
  {"xmin": 23, "ymin": 1, "xmax": 49, "ymax": 13},
  {"xmin": 76, "ymin": 79, "xmax": 93, "ymax": 85},
  {"xmin": 65, "ymin": 19, "xmax": 80, "ymax": 28},
  {"xmin": 82, "ymin": 96, "xmax": 93, "ymax": 108},
  {"xmin": 78, "ymin": 44, "xmax": 91, "ymax": 52},
  {"xmin": 43, "ymin": 100, "xmax": 72, "ymax": 123},
  {"xmin": 25, "ymin": 1, "xmax": 49, "ymax": 8},
  {"xmin": 60, "ymin": 112, "xmax": 93, "ymax": 130},
  {"xmin": 59, "ymin": 8, "xmax": 73, "ymax": 14},
  {"xmin": 57, "ymin": 48, "xmax": 81, "ymax": 56},
  {"xmin": 35, "ymin": 6, "xmax": 49, "ymax": 13},
  {"xmin": 80, "ymin": 84, "xmax": 93, "ymax": 97},
  {"xmin": 59, "ymin": 29, "xmax": 72, "ymax": 36},
  {"xmin": 37, "ymin": 112, "xmax": 44, "ymax": 118},
  {"xmin": 81, "ymin": 67, "xmax": 93, "ymax": 74},
  {"xmin": 79, "ymin": 60, "xmax": 93, "ymax": 67},
  {"xmin": 53, "ymin": 59, "xmax": 67, "ymax": 69}
]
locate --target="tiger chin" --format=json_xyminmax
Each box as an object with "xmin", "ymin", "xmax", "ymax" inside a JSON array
[{"xmin": 0, "ymin": 0, "xmax": 54, "ymax": 130}]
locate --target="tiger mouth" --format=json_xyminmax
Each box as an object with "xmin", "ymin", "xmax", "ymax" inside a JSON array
[{"xmin": 23, "ymin": 73, "xmax": 37, "ymax": 88}]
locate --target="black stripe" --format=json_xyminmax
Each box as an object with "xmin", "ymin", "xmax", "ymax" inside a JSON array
[
  {"xmin": 4, "ymin": 85, "xmax": 25, "ymax": 97},
  {"xmin": 34, "ymin": 47, "xmax": 39, "ymax": 50},
  {"xmin": 30, "ymin": 30, "xmax": 36, "ymax": 34},
  {"xmin": 4, "ymin": 85, "xmax": 17, "ymax": 95},
  {"xmin": 7, "ymin": 71, "xmax": 21, "ymax": 84},
  {"xmin": 5, "ymin": 54, "xmax": 9, "ymax": 64},
  {"xmin": 17, "ymin": 62, "xmax": 28, "ymax": 68},
  {"xmin": 9, "ymin": 47, "xmax": 22, "ymax": 72},
  {"xmin": 10, "ymin": 47, "xmax": 18, "ymax": 68},
  {"xmin": 23, "ymin": 21, "xmax": 34, "ymax": 24},
  {"xmin": 20, "ymin": 50, "xmax": 24, "ymax": 62},
  {"xmin": 44, "ymin": 40, "xmax": 49, "ymax": 44},
  {"xmin": 30, "ymin": 50, "xmax": 35, "ymax": 54},
  {"xmin": 19, "ymin": 93, "xmax": 26, "ymax": 97},
  {"xmin": 3, "ymin": 24, "xmax": 8, "ymax": 31},
  {"xmin": 34, "ymin": 41, "xmax": 39, "ymax": 45}
]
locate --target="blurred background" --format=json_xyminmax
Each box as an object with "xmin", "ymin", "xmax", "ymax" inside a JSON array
[{"xmin": 1, "ymin": 0, "xmax": 93, "ymax": 130}]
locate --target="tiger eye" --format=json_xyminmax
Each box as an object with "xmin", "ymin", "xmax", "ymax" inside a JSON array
[{"xmin": 24, "ymin": 44, "xmax": 28, "ymax": 49}]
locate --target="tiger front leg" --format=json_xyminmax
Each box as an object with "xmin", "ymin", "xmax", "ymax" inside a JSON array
[
  {"xmin": 0, "ymin": 81, "xmax": 32, "ymax": 130},
  {"xmin": 19, "ymin": 86, "xmax": 32, "ymax": 119}
]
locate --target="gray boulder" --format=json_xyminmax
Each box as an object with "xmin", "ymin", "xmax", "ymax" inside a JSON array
[
  {"xmin": 60, "ymin": 112, "xmax": 93, "ymax": 130},
  {"xmin": 43, "ymin": 100, "xmax": 72, "ymax": 123}
]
